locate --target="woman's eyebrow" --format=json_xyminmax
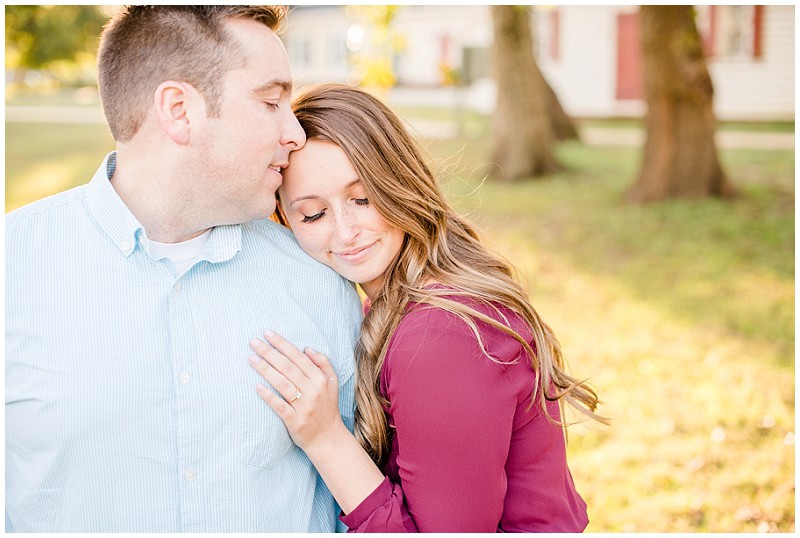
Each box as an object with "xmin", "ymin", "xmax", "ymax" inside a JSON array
[{"xmin": 289, "ymin": 180, "xmax": 362, "ymax": 207}]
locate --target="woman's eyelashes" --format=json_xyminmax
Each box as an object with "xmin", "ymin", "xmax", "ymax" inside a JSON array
[
  {"xmin": 298, "ymin": 198, "xmax": 369, "ymax": 224},
  {"xmin": 301, "ymin": 210, "xmax": 325, "ymax": 223}
]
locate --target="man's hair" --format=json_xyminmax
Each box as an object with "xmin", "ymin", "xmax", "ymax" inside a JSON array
[{"xmin": 97, "ymin": 5, "xmax": 287, "ymax": 142}]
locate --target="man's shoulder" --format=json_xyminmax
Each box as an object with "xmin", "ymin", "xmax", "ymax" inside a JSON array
[
  {"xmin": 245, "ymin": 217, "xmax": 294, "ymax": 241},
  {"xmin": 242, "ymin": 219, "xmax": 328, "ymax": 270},
  {"xmin": 243, "ymin": 218, "xmax": 361, "ymax": 295},
  {"xmin": 6, "ymin": 185, "xmax": 88, "ymax": 229}
]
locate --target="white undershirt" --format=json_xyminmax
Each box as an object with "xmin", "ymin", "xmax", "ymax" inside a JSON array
[{"xmin": 147, "ymin": 229, "xmax": 212, "ymax": 276}]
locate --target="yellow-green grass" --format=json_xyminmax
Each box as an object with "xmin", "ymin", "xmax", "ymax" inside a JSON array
[
  {"xmin": 6, "ymin": 121, "xmax": 114, "ymax": 212},
  {"xmin": 426, "ymin": 136, "xmax": 794, "ymax": 532},
  {"xmin": 6, "ymin": 118, "xmax": 794, "ymax": 532}
]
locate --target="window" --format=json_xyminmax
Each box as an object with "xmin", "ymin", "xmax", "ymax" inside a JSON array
[
  {"xmin": 287, "ymin": 36, "xmax": 311, "ymax": 67},
  {"xmin": 327, "ymin": 35, "xmax": 348, "ymax": 68},
  {"xmin": 461, "ymin": 46, "xmax": 490, "ymax": 85},
  {"xmin": 697, "ymin": 5, "xmax": 764, "ymax": 60},
  {"xmin": 534, "ymin": 7, "xmax": 560, "ymax": 62}
]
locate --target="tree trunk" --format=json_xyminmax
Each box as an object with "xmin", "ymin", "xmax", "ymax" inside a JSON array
[
  {"xmin": 490, "ymin": 5, "xmax": 562, "ymax": 181},
  {"xmin": 541, "ymin": 72, "xmax": 580, "ymax": 141},
  {"xmin": 627, "ymin": 6, "xmax": 736, "ymax": 202}
]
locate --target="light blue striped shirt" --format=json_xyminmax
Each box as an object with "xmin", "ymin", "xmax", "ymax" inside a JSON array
[{"xmin": 5, "ymin": 152, "xmax": 363, "ymax": 532}]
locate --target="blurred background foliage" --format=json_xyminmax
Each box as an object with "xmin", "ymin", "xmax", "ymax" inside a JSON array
[
  {"xmin": 5, "ymin": 5, "xmax": 110, "ymax": 91},
  {"xmin": 4, "ymin": 4, "xmax": 795, "ymax": 533},
  {"xmin": 344, "ymin": 5, "xmax": 406, "ymax": 97}
]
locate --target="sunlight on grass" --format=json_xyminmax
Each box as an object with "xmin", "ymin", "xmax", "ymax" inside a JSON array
[
  {"xmin": 428, "ymin": 135, "xmax": 794, "ymax": 532},
  {"xmin": 6, "ymin": 121, "xmax": 114, "ymax": 212},
  {"xmin": 6, "ymin": 156, "xmax": 95, "ymax": 211},
  {"xmin": 507, "ymin": 250, "xmax": 793, "ymax": 531},
  {"xmin": 488, "ymin": 231, "xmax": 791, "ymax": 528}
]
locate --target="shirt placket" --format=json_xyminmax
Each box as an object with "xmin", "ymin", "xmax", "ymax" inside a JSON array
[{"xmin": 168, "ymin": 275, "xmax": 205, "ymax": 531}]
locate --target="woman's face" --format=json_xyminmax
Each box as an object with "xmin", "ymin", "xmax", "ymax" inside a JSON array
[{"xmin": 278, "ymin": 138, "xmax": 405, "ymax": 299}]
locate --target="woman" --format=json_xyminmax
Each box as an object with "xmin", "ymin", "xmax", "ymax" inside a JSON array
[{"xmin": 247, "ymin": 83, "xmax": 605, "ymax": 532}]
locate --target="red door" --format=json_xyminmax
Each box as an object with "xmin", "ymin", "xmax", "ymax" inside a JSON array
[{"xmin": 616, "ymin": 12, "xmax": 644, "ymax": 100}]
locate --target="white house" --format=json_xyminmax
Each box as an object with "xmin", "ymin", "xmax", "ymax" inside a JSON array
[{"xmin": 284, "ymin": 5, "xmax": 794, "ymax": 121}]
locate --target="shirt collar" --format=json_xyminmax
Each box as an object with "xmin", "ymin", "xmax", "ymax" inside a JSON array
[
  {"xmin": 87, "ymin": 152, "xmax": 242, "ymax": 263},
  {"xmin": 199, "ymin": 224, "xmax": 242, "ymax": 265}
]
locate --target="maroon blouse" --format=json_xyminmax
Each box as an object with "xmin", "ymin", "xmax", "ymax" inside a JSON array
[{"xmin": 340, "ymin": 295, "xmax": 589, "ymax": 532}]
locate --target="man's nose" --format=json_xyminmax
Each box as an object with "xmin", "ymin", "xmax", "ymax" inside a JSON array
[{"xmin": 282, "ymin": 110, "xmax": 306, "ymax": 151}]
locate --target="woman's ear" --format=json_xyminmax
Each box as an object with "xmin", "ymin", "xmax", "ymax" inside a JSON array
[{"xmin": 153, "ymin": 80, "xmax": 197, "ymax": 145}]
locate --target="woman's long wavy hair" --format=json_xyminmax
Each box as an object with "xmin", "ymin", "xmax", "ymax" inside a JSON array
[{"xmin": 290, "ymin": 83, "xmax": 605, "ymax": 466}]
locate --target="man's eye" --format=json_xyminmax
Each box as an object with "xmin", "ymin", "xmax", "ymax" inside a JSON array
[{"xmin": 301, "ymin": 211, "xmax": 324, "ymax": 223}]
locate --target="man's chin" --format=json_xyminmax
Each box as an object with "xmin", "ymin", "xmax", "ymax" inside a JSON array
[{"xmin": 253, "ymin": 203, "xmax": 278, "ymax": 222}]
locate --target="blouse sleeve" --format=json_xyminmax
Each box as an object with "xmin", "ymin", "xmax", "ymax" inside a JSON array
[{"xmin": 341, "ymin": 306, "xmax": 522, "ymax": 532}]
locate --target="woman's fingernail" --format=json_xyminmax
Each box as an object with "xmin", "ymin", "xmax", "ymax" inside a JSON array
[
  {"xmin": 256, "ymin": 383, "xmax": 267, "ymax": 393},
  {"xmin": 248, "ymin": 355, "xmax": 260, "ymax": 365},
  {"xmin": 264, "ymin": 329, "xmax": 275, "ymax": 338}
]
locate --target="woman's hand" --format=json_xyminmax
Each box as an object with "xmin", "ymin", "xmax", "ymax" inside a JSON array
[
  {"xmin": 248, "ymin": 330, "xmax": 345, "ymax": 451},
  {"xmin": 250, "ymin": 332, "xmax": 386, "ymax": 516}
]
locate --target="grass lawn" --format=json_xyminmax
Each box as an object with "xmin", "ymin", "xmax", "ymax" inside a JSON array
[
  {"xmin": 424, "ymin": 135, "xmax": 794, "ymax": 532},
  {"xmin": 6, "ymin": 110, "xmax": 795, "ymax": 532},
  {"xmin": 5, "ymin": 122, "xmax": 115, "ymax": 212}
]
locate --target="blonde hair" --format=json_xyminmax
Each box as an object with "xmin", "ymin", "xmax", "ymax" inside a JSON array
[{"xmin": 291, "ymin": 83, "xmax": 605, "ymax": 465}]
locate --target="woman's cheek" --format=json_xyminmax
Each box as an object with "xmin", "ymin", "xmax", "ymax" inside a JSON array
[{"xmin": 297, "ymin": 228, "xmax": 327, "ymax": 262}]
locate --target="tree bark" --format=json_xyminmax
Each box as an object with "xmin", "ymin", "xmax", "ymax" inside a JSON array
[
  {"xmin": 541, "ymin": 72, "xmax": 580, "ymax": 141},
  {"xmin": 490, "ymin": 5, "xmax": 563, "ymax": 181},
  {"xmin": 627, "ymin": 6, "xmax": 736, "ymax": 202}
]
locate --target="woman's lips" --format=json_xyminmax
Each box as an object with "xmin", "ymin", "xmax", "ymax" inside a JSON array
[{"xmin": 333, "ymin": 241, "xmax": 377, "ymax": 263}]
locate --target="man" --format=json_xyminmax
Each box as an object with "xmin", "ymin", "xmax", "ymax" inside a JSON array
[{"xmin": 6, "ymin": 6, "xmax": 362, "ymax": 532}]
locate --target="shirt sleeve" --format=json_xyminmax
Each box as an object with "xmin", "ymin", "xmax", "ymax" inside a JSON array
[{"xmin": 341, "ymin": 306, "xmax": 521, "ymax": 532}]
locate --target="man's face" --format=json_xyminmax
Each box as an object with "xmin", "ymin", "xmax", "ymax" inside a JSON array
[{"xmin": 192, "ymin": 18, "xmax": 306, "ymax": 225}]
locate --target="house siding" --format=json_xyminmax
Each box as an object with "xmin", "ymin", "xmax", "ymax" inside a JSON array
[{"xmin": 283, "ymin": 5, "xmax": 794, "ymax": 121}]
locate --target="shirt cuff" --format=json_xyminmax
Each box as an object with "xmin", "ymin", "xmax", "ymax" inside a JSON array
[{"xmin": 339, "ymin": 476, "xmax": 393, "ymax": 530}]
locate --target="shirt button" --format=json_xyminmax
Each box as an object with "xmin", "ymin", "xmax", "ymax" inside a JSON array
[
  {"xmin": 173, "ymin": 281, "xmax": 183, "ymax": 293},
  {"xmin": 184, "ymin": 468, "xmax": 197, "ymax": 481},
  {"xmin": 179, "ymin": 371, "xmax": 191, "ymax": 385}
]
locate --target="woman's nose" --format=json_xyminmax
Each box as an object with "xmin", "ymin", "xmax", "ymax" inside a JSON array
[{"xmin": 335, "ymin": 211, "xmax": 359, "ymax": 244}]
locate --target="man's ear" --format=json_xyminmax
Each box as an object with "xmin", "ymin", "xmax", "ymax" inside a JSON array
[{"xmin": 153, "ymin": 81, "xmax": 199, "ymax": 145}]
